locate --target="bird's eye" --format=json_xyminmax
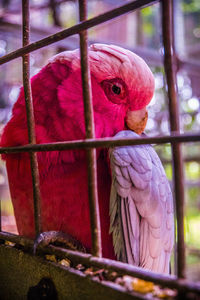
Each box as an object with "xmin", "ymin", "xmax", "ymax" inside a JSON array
[
  {"xmin": 112, "ymin": 84, "xmax": 121, "ymax": 95},
  {"xmin": 101, "ymin": 78, "xmax": 127, "ymax": 104}
]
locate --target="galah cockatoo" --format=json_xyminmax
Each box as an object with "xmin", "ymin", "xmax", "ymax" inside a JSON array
[{"xmin": 1, "ymin": 44, "xmax": 174, "ymax": 273}]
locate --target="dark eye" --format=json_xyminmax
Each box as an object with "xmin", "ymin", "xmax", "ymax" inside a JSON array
[
  {"xmin": 101, "ymin": 78, "xmax": 127, "ymax": 104},
  {"xmin": 112, "ymin": 84, "xmax": 121, "ymax": 95}
]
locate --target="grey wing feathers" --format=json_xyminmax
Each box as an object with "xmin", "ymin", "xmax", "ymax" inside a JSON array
[{"xmin": 109, "ymin": 130, "xmax": 174, "ymax": 274}]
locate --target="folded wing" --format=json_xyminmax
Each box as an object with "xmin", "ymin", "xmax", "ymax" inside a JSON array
[{"xmin": 109, "ymin": 130, "xmax": 174, "ymax": 273}]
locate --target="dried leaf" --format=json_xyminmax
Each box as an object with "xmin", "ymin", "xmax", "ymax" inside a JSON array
[
  {"xmin": 121, "ymin": 275, "xmax": 135, "ymax": 291},
  {"xmin": 5, "ymin": 241, "xmax": 15, "ymax": 247},
  {"xmin": 45, "ymin": 254, "xmax": 57, "ymax": 262},
  {"xmin": 105, "ymin": 271, "xmax": 118, "ymax": 281},
  {"xmin": 115, "ymin": 277, "xmax": 125, "ymax": 286},
  {"xmin": 92, "ymin": 269, "xmax": 104, "ymax": 276},
  {"xmin": 59, "ymin": 258, "xmax": 71, "ymax": 267},
  {"xmin": 84, "ymin": 267, "xmax": 94, "ymax": 276},
  {"xmin": 75, "ymin": 264, "xmax": 85, "ymax": 271},
  {"xmin": 132, "ymin": 278, "xmax": 154, "ymax": 294},
  {"xmin": 153, "ymin": 286, "xmax": 177, "ymax": 299}
]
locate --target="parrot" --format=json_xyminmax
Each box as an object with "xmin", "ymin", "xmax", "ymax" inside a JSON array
[{"xmin": 1, "ymin": 43, "xmax": 174, "ymax": 273}]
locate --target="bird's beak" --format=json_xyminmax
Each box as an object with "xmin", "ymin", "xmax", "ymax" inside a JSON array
[{"xmin": 125, "ymin": 107, "xmax": 148, "ymax": 135}]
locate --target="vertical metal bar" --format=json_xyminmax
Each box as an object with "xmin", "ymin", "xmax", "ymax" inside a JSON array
[
  {"xmin": 22, "ymin": 0, "xmax": 42, "ymax": 236},
  {"xmin": 78, "ymin": 0, "xmax": 102, "ymax": 257},
  {"xmin": 162, "ymin": 0, "xmax": 185, "ymax": 279}
]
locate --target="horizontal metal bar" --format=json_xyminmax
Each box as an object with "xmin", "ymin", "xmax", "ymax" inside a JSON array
[
  {"xmin": 0, "ymin": 133, "xmax": 199, "ymax": 155},
  {"xmin": 0, "ymin": 0, "xmax": 158, "ymax": 65},
  {"xmin": 2, "ymin": 16, "xmax": 200, "ymax": 75},
  {"xmin": 0, "ymin": 243, "xmax": 147, "ymax": 300},
  {"xmin": 51, "ymin": 248, "xmax": 200, "ymax": 295},
  {"xmin": 0, "ymin": 232, "xmax": 33, "ymax": 250},
  {"xmin": 0, "ymin": 232, "xmax": 200, "ymax": 295}
]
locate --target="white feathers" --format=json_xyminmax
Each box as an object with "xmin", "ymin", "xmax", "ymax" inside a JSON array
[{"xmin": 109, "ymin": 130, "xmax": 174, "ymax": 274}]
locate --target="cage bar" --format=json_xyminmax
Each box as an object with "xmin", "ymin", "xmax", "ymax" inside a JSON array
[
  {"xmin": 0, "ymin": 232, "xmax": 200, "ymax": 295},
  {"xmin": 0, "ymin": 0, "xmax": 158, "ymax": 65},
  {"xmin": 78, "ymin": 0, "xmax": 102, "ymax": 257},
  {"xmin": 22, "ymin": 0, "xmax": 42, "ymax": 236},
  {"xmin": 162, "ymin": 0, "xmax": 185, "ymax": 279},
  {"xmin": 0, "ymin": 133, "xmax": 199, "ymax": 155}
]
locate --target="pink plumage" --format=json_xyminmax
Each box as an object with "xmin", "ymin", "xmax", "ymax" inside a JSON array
[{"xmin": 1, "ymin": 44, "xmax": 154, "ymax": 260}]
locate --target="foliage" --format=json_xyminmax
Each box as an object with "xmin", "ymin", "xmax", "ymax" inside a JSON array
[
  {"xmin": 185, "ymin": 214, "xmax": 200, "ymax": 248},
  {"xmin": 182, "ymin": 0, "xmax": 200, "ymax": 13},
  {"xmin": 141, "ymin": 7, "xmax": 154, "ymax": 36}
]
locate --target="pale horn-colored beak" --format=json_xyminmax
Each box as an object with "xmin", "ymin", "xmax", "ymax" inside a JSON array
[{"xmin": 125, "ymin": 107, "xmax": 148, "ymax": 135}]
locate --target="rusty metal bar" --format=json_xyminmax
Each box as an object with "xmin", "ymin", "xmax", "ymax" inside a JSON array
[
  {"xmin": 0, "ymin": 0, "xmax": 158, "ymax": 65},
  {"xmin": 162, "ymin": 0, "xmax": 185, "ymax": 279},
  {"xmin": 46, "ymin": 247, "xmax": 200, "ymax": 294},
  {"xmin": 2, "ymin": 15, "xmax": 200, "ymax": 75},
  {"xmin": 78, "ymin": 0, "xmax": 102, "ymax": 258},
  {"xmin": 0, "ymin": 232, "xmax": 33, "ymax": 249},
  {"xmin": 2, "ymin": 16, "xmax": 200, "ymax": 75},
  {"xmin": 0, "ymin": 133, "xmax": 199, "ymax": 155},
  {"xmin": 0, "ymin": 232, "xmax": 200, "ymax": 294},
  {"xmin": 22, "ymin": 0, "xmax": 42, "ymax": 236}
]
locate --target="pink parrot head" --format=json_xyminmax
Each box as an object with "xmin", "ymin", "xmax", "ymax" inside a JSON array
[
  {"xmin": 1, "ymin": 44, "xmax": 155, "ymax": 151},
  {"xmin": 46, "ymin": 43, "xmax": 155, "ymax": 140}
]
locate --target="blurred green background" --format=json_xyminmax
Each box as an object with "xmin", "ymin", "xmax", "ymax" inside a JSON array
[{"xmin": 0, "ymin": 0, "xmax": 199, "ymax": 281}]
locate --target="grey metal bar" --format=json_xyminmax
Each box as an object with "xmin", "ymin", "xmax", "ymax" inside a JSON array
[
  {"xmin": 162, "ymin": 0, "xmax": 185, "ymax": 279},
  {"xmin": 22, "ymin": 0, "xmax": 42, "ymax": 236},
  {"xmin": 78, "ymin": 0, "xmax": 102, "ymax": 258},
  {"xmin": 0, "ymin": 133, "xmax": 200, "ymax": 155},
  {"xmin": 0, "ymin": 0, "xmax": 158, "ymax": 65},
  {"xmin": 0, "ymin": 232, "xmax": 200, "ymax": 295}
]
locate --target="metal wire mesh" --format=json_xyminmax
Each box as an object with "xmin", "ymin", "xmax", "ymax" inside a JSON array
[{"xmin": 0, "ymin": 0, "xmax": 200, "ymax": 296}]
